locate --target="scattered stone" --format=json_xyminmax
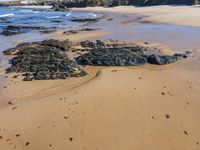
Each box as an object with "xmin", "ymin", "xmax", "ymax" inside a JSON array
[
  {"xmin": 63, "ymin": 28, "xmax": 99, "ymax": 35},
  {"xmin": 107, "ymin": 18, "xmax": 113, "ymax": 21},
  {"xmin": 165, "ymin": 114, "xmax": 170, "ymax": 119},
  {"xmin": 15, "ymin": 134, "xmax": 20, "ymax": 137},
  {"xmin": 8, "ymin": 101, "xmax": 13, "ymax": 105},
  {"xmin": 12, "ymin": 106, "xmax": 18, "ymax": 111},
  {"xmin": 161, "ymin": 92, "xmax": 165, "ymax": 95},
  {"xmin": 25, "ymin": 142, "xmax": 30, "ymax": 146},
  {"xmin": 184, "ymin": 130, "xmax": 188, "ymax": 135},
  {"xmin": 111, "ymin": 70, "xmax": 117, "ymax": 72},
  {"xmin": 63, "ymin": 30, "xmax": 78, "ymax": 35},
  {"xmin": 69, "ymin": 137, "xmax": 73, "ymax": 142},
  {"xmin": 40, "ymin": 29, "xmax": 57, "ymax": 34},
  {"xmin": 12, "ymin": 75, "xmax": 19, "ymax": 78},
  {"xmin": 79, "ymin": 28, "xmax": 99, "ymax": 31}
]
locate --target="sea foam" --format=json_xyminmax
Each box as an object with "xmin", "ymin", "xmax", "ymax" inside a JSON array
[{"xmin": 0, "ymin": 13, "xmax": 14, "ymax": 18}]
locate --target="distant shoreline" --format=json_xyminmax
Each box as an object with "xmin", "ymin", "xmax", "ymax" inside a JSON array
[{"xmin": 9, "ymin": 5, "xmax": 52, "ymax": 9}]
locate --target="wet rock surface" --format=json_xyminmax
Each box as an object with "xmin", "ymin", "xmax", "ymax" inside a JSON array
[
  {"xmin": 77, "ymin": 40, "xmax": 189, "ymax": 66},
  {"xmin": 40, "ymin": 29, "xmax": 57, "ymax": 34},
  {"xmin": 70, "ymin": 18, "xmax": 100, "ymax": 23},
  {"xmin": 63, "ymin": 28, "xmax": 99, "ymax": 35},
  {"xmin": 4, "ymin": 39, "xmax": 72, "ymax": 55},
  {"xmin": 0, "ymin": 30, "xmax": 21, "ymax": 36},
  {"xmin": 0, "ymin": 25, "xmax": 48, "ymax": 36},
  {"xmin": 3, "ymin": 39, "xmax": 190, "ymax": 81},
  {"xmin": 4, "ymin": 39, "xmax": 86, "ymax": 81}
]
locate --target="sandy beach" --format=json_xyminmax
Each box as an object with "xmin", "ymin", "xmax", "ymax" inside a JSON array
[{"xmin": 1, "ymin": 5, "xmax": 200, "ymax": 150}]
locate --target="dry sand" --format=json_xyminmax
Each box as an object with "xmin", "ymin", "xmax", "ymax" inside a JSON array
[
  {"xmin": 73, "ymin": 5, "xmax": 200, "ymax": 27},
  {"xmin": 1, "ymin": 5, "xmax": 200, "ymax": 150}
]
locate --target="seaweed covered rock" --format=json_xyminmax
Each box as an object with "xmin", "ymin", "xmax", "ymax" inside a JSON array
[
  {"xmin": 40, "ymin": 39, "xmax": 72, "ymax": 51},
  {"xmin": 147, "ymin": 54, "xmax": 179, "ymax": 65},
  {"xmin": 3, "ymin": 39, "xmax": 71, "ymax": 55},
  {"xmin": 4, "ymin": 39, "xmax": 86, "ymax": 81},
  {"xmin": 76, "ymin": 41, "xmax": 148, "ymax": 66},
  {"xmin": 0, "ymin": 30, "xmax": 21, "ymax": 36},
  {"xmin": 0, "ymin": 25, "xmax": 48, "ymax": 36},
  {"xmin": 77, "ymin": 40, "xmax": 188, "ymax": 66}
]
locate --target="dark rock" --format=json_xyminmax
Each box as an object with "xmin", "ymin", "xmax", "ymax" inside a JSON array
[
  {"xmin": 76, "ymin": 46, "xmax": 147, "ymax": 66},
  {"xmin": 52, "ymin": 1, "xmax": 70, "ymax": 11},
  {"xmin": 70, "ymin": 18, "xmax": 99, "ymax": 22},
  {"xmin": 79, "ymin": 28, "xmax": 99, "ymax": 31},
  {"xmin": 147, "ymin": 54, "xmax": 179, "ymax": 65},
  {"xmin": 40, "ymin": 29, "xmax": 57, "ymax": 34},
  {"xmin": 0, "ymin": 30, "xmax": 20, "ymax": 36},
  {"xmin": 6, "ymin": 25, "xmax": 46, "ymax": 31},
  {"xmin": 1, "ymin": 25, "xmax": 48, "ymax": 36},
  {"xmin": 80, "ymin": 40, "xmax": 96, "ymax": 48},
  {"xmin": 40, "ymin": 39, "xmax": 72, "ymax": 51},
  {"xmin": 5, "ymin": 39, "xmax": 86, "ymax": 81},
  {"xmin": 63, "ymin": 30, "xmax": 78, "ymax": 35},
  {"xmin": 77, "ymin": 40, "xmax": 183, "ymax": 66}
]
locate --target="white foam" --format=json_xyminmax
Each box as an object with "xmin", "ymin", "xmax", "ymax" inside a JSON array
[
  {"xmin": 46, "ymin": 16, "xmax": 60, "ymax": 19},
  {"xmin": 20, "ymin": 10, "xmax": 39, "ymax": 13},
  {"xmin": 66, "ymin": 12, "xmax": 72, "ymax": 17},
  {"xmin": 0, "ymin": 13, "xmax": 14, "ymax": 18},
  {"xmin": 89, "ymin": 13, "xmax": 97, "ymax": 18}
]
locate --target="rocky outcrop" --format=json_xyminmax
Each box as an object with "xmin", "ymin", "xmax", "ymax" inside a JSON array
[
  {"xmin": 76, "ymin": 40, "xmax": 190, "ymax": 66},
  {"xmin": 4, "ymin": 39, "xmax": 86, "ymax": 81},
  {"xmin": 0, "ymin": 25, "xmax": 48, "ymax": 36},
  {"xmin": 3, "ymin": 39, "xmax": 190, "ymax": 81}
]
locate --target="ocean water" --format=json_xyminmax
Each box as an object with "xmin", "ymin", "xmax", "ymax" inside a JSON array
[{"xmin": 0, "ymin": 7, "xmax": 100, "ymax": 51}]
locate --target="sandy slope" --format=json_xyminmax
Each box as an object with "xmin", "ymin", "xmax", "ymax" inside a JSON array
[
  {"xmin": 1, "ymin": 66, "xmax": 200, "ymax": 150},
  {"xmin": 73, "ymin": 5, "xmax": 200, "ymax": 27},
  {"xmin": 1, "ymin": 5, "xmax": 200, "ymax": 150}
]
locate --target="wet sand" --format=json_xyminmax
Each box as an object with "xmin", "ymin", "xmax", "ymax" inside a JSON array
[{"xmin": 1, "ymin": 6, "xmax": 200, "ymax": 150}]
